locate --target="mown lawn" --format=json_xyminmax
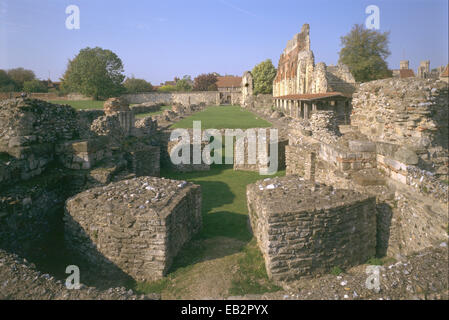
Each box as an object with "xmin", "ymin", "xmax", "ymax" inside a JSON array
[
  {"xmin": 49, "ymin": 100, "xmax": 105, "ymax": 110},
  {"xmin": 171, "ymin": 105, "xmax": 272, "ymax": 129}
]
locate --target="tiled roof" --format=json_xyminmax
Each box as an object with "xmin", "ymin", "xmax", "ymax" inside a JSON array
[
  {"xmin": 275, "ymin": 92, "xmax": 346, "ymax": 101},
  {"xmin": 216, "ymin": 76, "xmax": 242, "ymax": 88},
  {"xmin": 399, "ymin": 69, "xmax": 415, "ymax": 78}
]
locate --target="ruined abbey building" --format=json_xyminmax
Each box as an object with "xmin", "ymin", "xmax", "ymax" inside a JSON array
[
  {"xmin": 272, "ymin": 24, "xmax": 357, "ymax": 125},
  {"xmin": 238, "ymin": 23, "xmax": 448, "ymax": 289}
]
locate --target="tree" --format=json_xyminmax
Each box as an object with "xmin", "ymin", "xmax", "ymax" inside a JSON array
[
  {"xmin": 61, "ymin": 47, "xmax": 125, "ymax": 100},
  {"xmin": 338, "ymin": 24, "xmax": 392, "ymax": 82},
  {"xmin": 7, "ymin": 68, "xmax": 35, "ymax": 90},
  {"xmin": 175, "ymin": 78, "xmax": 192, "ymax": 92},
  {"xmin": 0, "ymin": 69, "xmax": 15, "ymax": 92},
  {"xmin": 193, "ymin": 73, "xmax": 217, "ymax": 91},
  {"xmin": 124, "ymin": 77, "xmax": 153, "ymax": 93},
  {"xmin": 23, "ymin": 80, "xmax": 48, "ymax": 93},
  {"xmin": 252, "ymin": 59, "xmax": 276, "ymax": 95}
]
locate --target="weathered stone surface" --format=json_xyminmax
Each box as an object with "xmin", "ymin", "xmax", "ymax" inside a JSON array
[
  {"xmin": 103, "ymin": 97, "xmax": 130, "ymax": 115},
  {"xmin": 126, "ymin": 143, "xmax": 160, "ymax": 177},
  {"xmin": 233, "ymin": 129, "xmax": 287, "ymax": 173},
  {"xmin": 273, "ymin": 23, "xmax": 356, "ymax": 97},
  {"xmin": 122, "ymin": 92, "xmax": 220, "ymax": 106},
  {"xmin": 285, "ymin": 143, "xmax": 319, "ymax": 176},
  {"xmin": 393, "ymin": 147, "xmax": 418, "ymax": 165},
  {"xmin": 64, "ymin": 177, "xmax": 202, "ymax": 281},
  {"xmin": 166, "ymin": 140, "xmax": 210, "ymax": 173},
  {"xmin": 351, "ymin": 78, "xmax": 448, "ymax": 164},
  {"xmin": 241, "ymin": 71, "xmax": 254, "ymax": 108},
  {"xmin": 348, "ymin": 140, "xmax": 376, "ymax": 152},
  {"xmin": 0, "ymin": 249, "xmax": 158, "ymax": 300},
  {"xmin": 247, "ymin": 176, "xmax": 376, "ymax": 282}
]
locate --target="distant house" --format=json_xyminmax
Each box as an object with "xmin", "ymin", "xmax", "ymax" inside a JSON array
[
  {"xmin": 216, "ymin": 76, "xmax": 242, "ymax": 104},
  {"xmin": 41, "ymin": 80, "xmax": 61, "ymax": 90},
  {"xmin": 216, "ymin": 76, "xmax": 242, "ymax": 92},
  {"xmin": 440, "ymin": 64, "xmax": 449, "ymax": 83}
]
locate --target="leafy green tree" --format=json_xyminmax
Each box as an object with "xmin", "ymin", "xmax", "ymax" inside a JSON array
[
  {"xmin": 252, "ymin": 59, "xmax": 276, "ymax": 95},
  {"xmin": 0, "ymin": 69, "xmax": 15, "ymax": 92},
  {"xmin": 23, "ymin": 79, "xmax": 48, "ymax": 93},
  {"xmin": 193, "ymin": 73, "xmax": 217, "ymax": 91},
  {"xmin": 175, "ymin": 78, "xmax": 192, "ymax": 91},
  {"xmin": 7, "ymin": 68, "xmax": 35, "ymax": 90},
  {"xmin": 338, "ymin": 24, "xmax": 392, "ymax": 82},
  {"xmin": 124, "ymin": 77, "xmax": 153, "ymax": 93},
  {"xmin": 61, "ymin": 47, "xmax": 125, "ymax": 100}
]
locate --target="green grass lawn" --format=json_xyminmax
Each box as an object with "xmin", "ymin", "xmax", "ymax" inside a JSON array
[
  {"xmin": 49, "ymin": 100, "xmax": 105, "ymax": 110},
  {"xmin": 135, "ymin": 105, "xmax": 171, "ymax": 118},
  {"xmin": 132, "ymin": 107, "xmax": 278, "ymax": 298},
  {"xmin": 171, "ymin": 105, "xmax": 272, "ymax": 129}
]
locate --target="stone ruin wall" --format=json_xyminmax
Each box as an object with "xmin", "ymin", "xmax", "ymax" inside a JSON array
[
  {"xmin": 64, "ymin": 177, "xmax": 202, "ymax": 281},
  {"xmin": 232, "ymin": 129, "xmax": 288, "ymax": 173},
  {"xmin": 122, "ymin": 91, "xmax": 221, "ymax": 106},
  {"xmin": 166, "ymin": 139, "xmax": 211, "ymax": 173},
  {"xmin": 247, "ymin": 176, "xmax": 377, "ymax": 282},
  {"xmin": 351, "ymin": 78, "xmax": 448, "ymax": 179},
  {"xmin": 273, "ymin": 23, "xmax": 356, "ymax": 98},
  {"xmin": 0, "ymin": 95, "xmax": 217, "ymax": 297},
  {"xmin": 0, "ymin": 248, "xmax": 158, "ymax": 300},
  {"xmin": 283, "ymin": 78, "xmax": 448, "ymax": 258},
  {"xmin": 241, "ymin": 71, "xmax": 254, "ymax": 108},
  {"xmin": 0, "ymin": 98, "xmax": 161, "ymax": 261},
  {"xmin": 0, "ymin": 99, "xmax": 79, "ymax": 183}
]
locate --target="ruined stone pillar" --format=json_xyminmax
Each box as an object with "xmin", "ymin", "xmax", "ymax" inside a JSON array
[
  {"xmin": 304, "ymin": 102, "xmax": 309, "ymax": 119},
  {"xmin": 304, "ymin": 151, "xmax": 316, "ymax": 183}
]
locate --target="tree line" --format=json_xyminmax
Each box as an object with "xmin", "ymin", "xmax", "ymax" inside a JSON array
[{"xmin": 1, "ymin": 24, "xmax": 391, "ymax": 100}]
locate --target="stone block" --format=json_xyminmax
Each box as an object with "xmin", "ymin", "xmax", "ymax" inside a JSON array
[
  {"xmin": 247, "ymin": 176, "xmax": 376, "ymax": 282},
  {"xmin": 393, "ymin": 147, "xmax": 419, "ymax": 165},
  {"xmin": 64, "ymin": 176, "xmax": 202, "ymax": 281},
  {"xmin": 348, "ymin": 140, "xmax": 376, "ymax": 152}
]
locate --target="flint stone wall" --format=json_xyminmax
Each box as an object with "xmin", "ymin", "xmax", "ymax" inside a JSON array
[
  {"xmin": 233, "ymin": 129, "xmax": 287, "ymax": 173},
  {"xmin": 0, "ymin": 172, "xmax": 66, "ymax": 261},
  {"xmin": 243, "ymin": 94, "xmax": 274, "ymax": 111},
  {"xmin": 351, "ymin": 78, "xmax": 448, "ymax": 154},
  {"xmin": 0, "ymin": 99, "xmax": 79, "ymax": 182},
  {"xmin": 166, "ymin": 140, "xmax": 210, "ymax": 172},
  {"xmin": 285, "ymin": 143, "xmax": 319, "ymax": 176},
  {"xmin": 122, "ymin": 92, "xmax": 221, "ymax": 106},
  {"xmin": 56, "ymin": 138, "xmax": 111, "ymax": 170},
  {"xmin": 126, "ymin": 144, "xmax": 160, "ymax": 177},
  {"xmin": 64, "ymin": 177, "xmax": 202, "ymax": 281},
  {"xmin": 247, "ymin": 176, "xmax": 376, "ymax": 282}
]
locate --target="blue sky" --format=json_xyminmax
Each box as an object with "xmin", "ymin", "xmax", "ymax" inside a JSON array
[{"xmin": 0, "ymin": 0, "xmax": 447, "ymax": 84}]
